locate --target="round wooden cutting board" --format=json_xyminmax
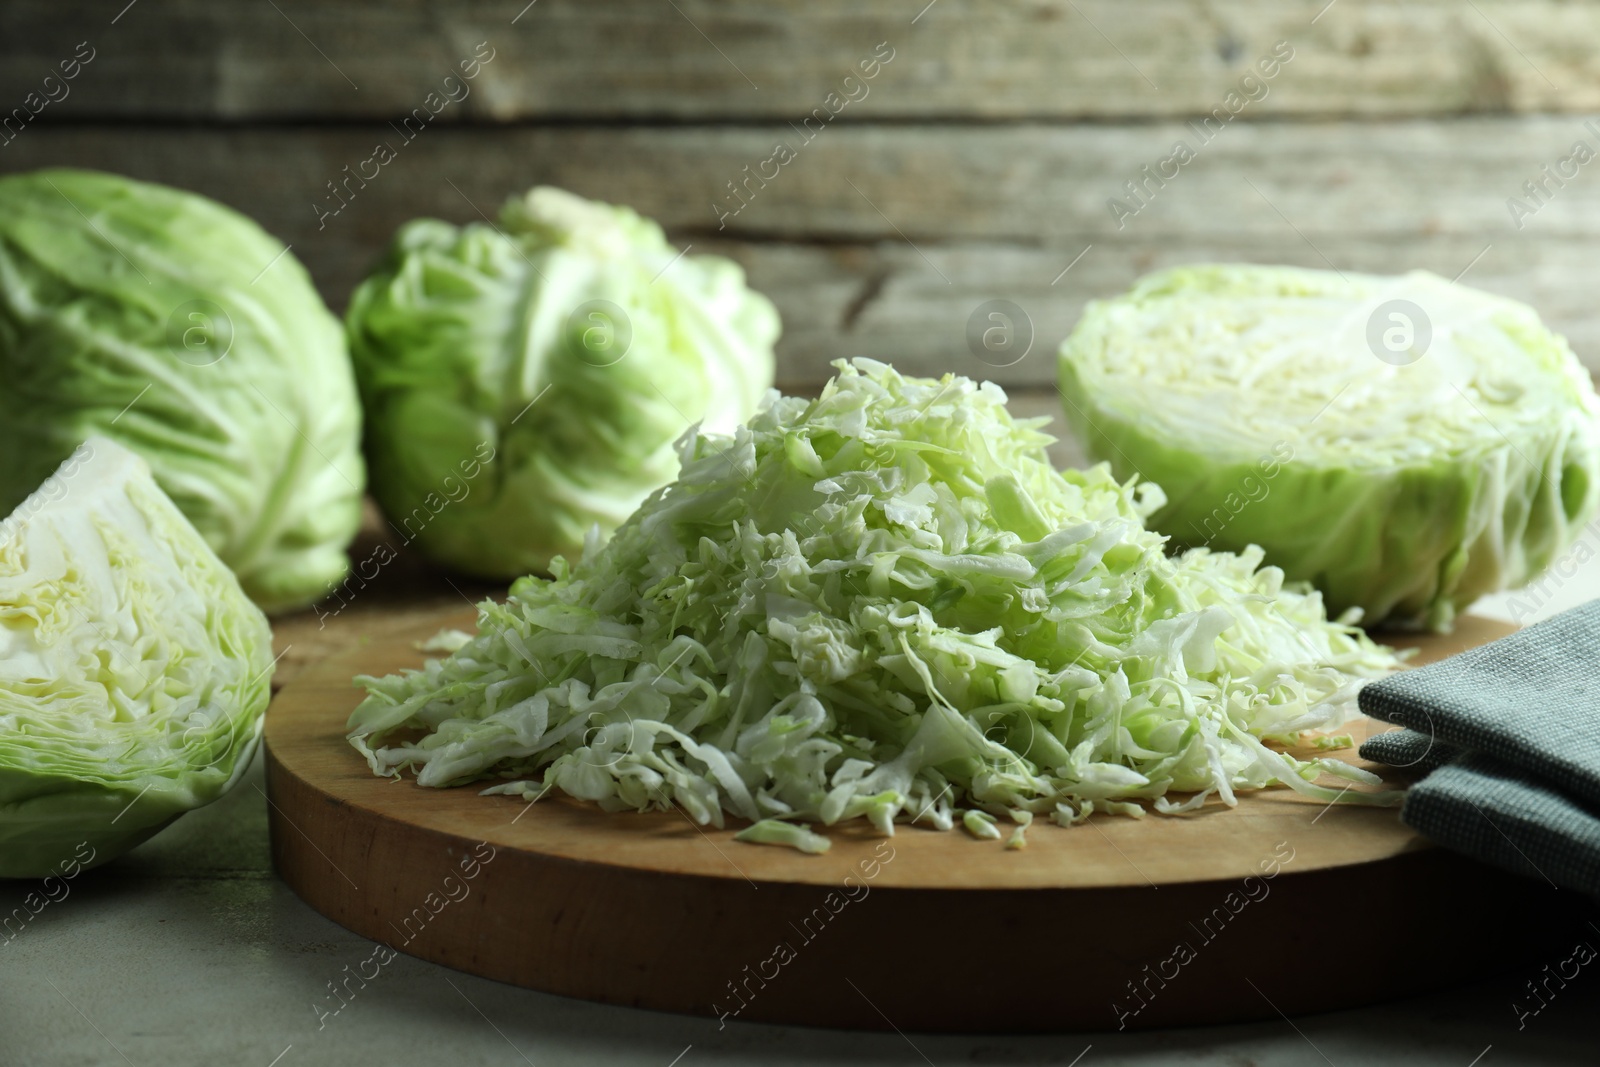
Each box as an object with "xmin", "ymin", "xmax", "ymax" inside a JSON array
[{"xmin": 265, "ymin": 609, "xmax": 1568, "ymax": 1033}]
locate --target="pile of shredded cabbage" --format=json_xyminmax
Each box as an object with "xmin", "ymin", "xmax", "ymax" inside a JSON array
[{"xmin": 348, "ymin": 359, "xmax": 1401, "ymax": 849}]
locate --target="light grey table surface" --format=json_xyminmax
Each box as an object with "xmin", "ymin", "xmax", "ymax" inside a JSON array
[{"xmin": 7, "ymin": 546, "xmax": 1600, "ymax": 1067}]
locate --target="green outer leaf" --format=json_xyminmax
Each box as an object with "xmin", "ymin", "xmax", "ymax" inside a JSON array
[{"xmin": 0, "ymin": 168, "xmax": 365, "ymax": 613}]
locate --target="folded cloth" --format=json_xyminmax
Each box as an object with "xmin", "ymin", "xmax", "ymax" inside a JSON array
[{"xmin": 1358, "ymin": 599, "xmax": 1600, "ymax": 896}]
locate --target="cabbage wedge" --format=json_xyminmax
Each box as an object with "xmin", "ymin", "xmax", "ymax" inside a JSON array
[{"xmin": 0, "ymin": 438, "xmax": 273, "ymax": 877}]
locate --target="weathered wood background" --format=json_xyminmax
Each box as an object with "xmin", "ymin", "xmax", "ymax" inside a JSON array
[{"xmin": 4, "ymin": 0, "xmax": 1599, "ymax": 402}]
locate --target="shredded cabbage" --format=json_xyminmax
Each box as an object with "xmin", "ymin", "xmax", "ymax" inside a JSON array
[
  {"xmin": 348, "ymin": 359, "xmax": 1401, "ymax": 844},
  {"xmin": 734, "ymin": 818, "xmax": 832, "ymax": 854}
]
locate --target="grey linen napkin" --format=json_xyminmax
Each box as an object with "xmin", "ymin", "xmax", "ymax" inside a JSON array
[{"xmin": 1358, "ymin": 599, "xmax": 1600, "ymax": 895}]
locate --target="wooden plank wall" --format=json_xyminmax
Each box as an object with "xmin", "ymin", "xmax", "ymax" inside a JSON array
[{"xmin": 3, "ymin": 0, "xmax": 1600, "ymax": 412}]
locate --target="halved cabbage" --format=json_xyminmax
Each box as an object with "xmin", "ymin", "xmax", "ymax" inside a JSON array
[
  {"xmin": 1059, "ymin": 264, "xmax": 1600, "ymax": 630},
  {"xmin": 0, "ymin": 438, "xmax": 273, "ymax": 877},
  {"xmin": 349, "ymin": 360, "xmax": 1399, "ymax": 843}
]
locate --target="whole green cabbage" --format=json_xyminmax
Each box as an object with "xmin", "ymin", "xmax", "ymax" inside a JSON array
[
  {"xmin": 1059, "ymin": 264, "xmax": 1600, "ymax": 630},
  {"xmin": 0, "ymin": 438, "xmax": 273, "ymax": 878},
  {"xmin": 346, "ymin": 186, "xmax": 778, "ymax": 579},
  {"xmin": 0, "ymin": 168, "xmax": 364, "ymax": 613}
]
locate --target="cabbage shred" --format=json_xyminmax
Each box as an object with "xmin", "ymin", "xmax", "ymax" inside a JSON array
[{"xmin": 349, "ymin": 359, "xmax": 1400, "ymax": 839}]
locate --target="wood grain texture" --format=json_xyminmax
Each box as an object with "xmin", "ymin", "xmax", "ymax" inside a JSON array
[
  {"xmin": 6, "ymin": 118, "xmax": 1599, "ymax": 385},
  {"xmin": 263, "ymin": 608, "xmax": 1556, "ymax": 1031},
  {"xmin": 4, "ymin": 0, "xmax": 1599, "ymax": 121}
]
